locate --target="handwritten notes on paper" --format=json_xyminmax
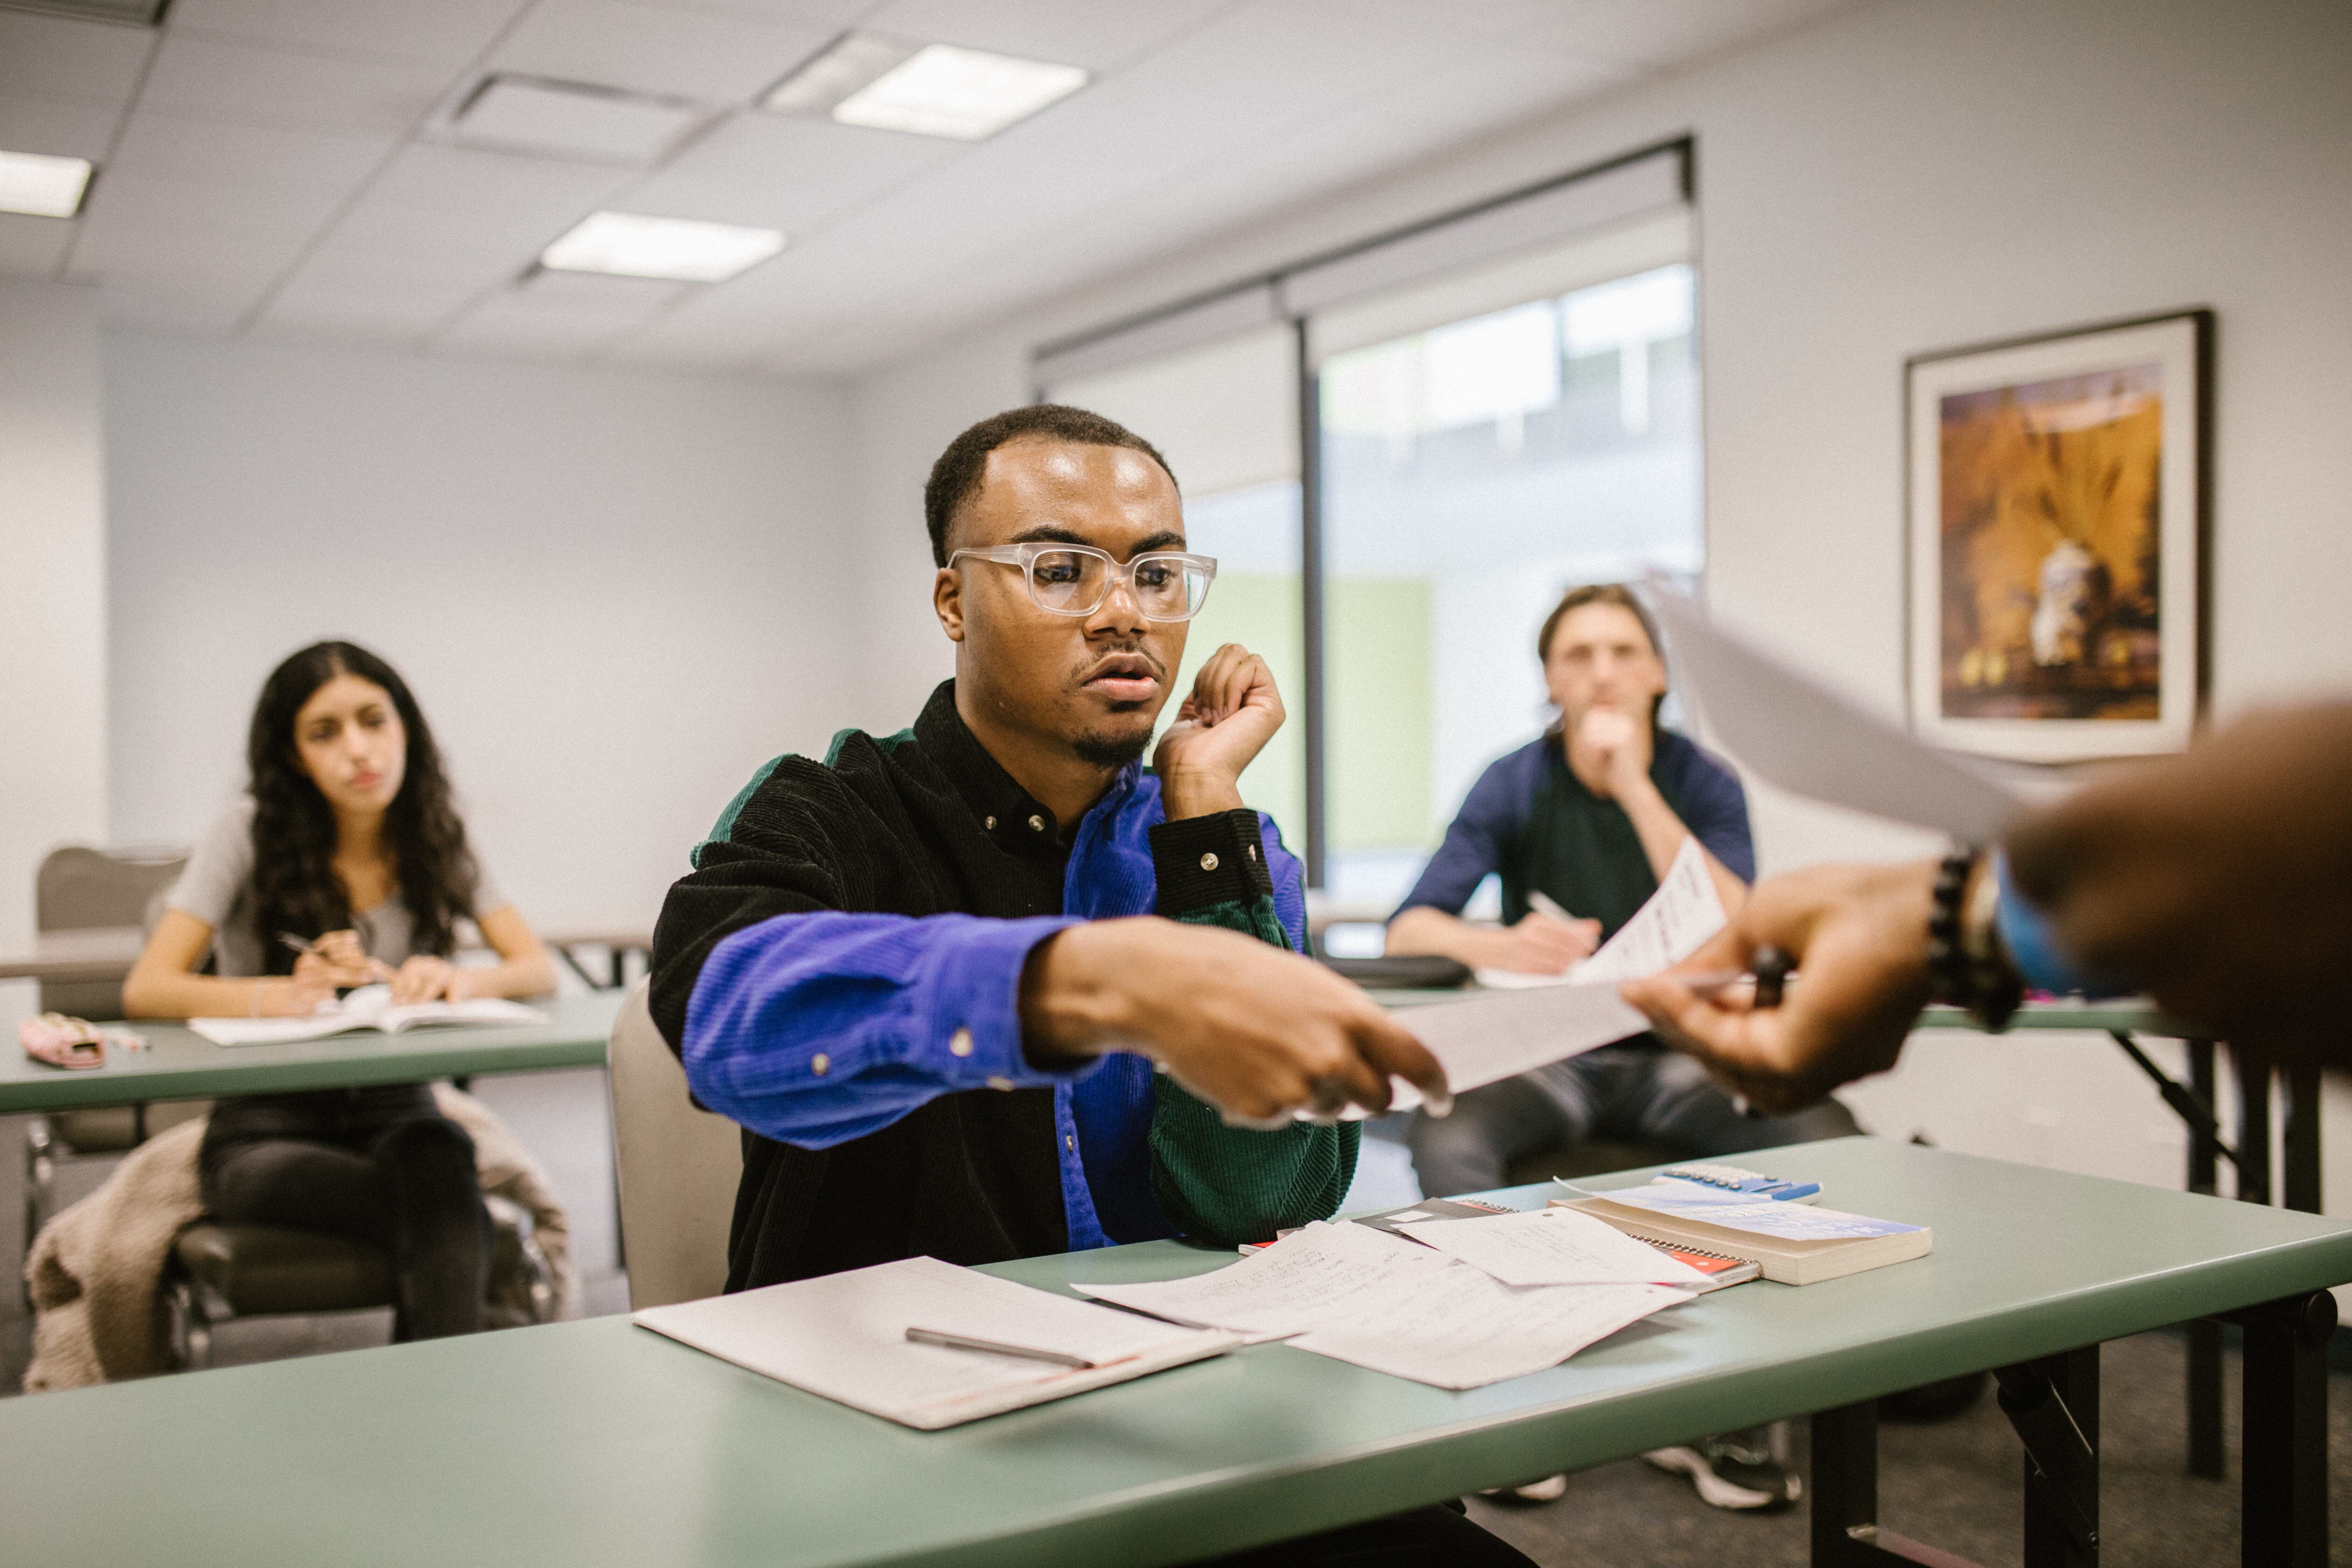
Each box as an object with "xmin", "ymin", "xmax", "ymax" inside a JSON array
[
  {"xmin": 1372, "ymin": 838, "xmax": 1730, "ymax": 1110},
  {"xmin": 1394, "ymin": 1207, "xmax": 1713, "ymax": 1288},
  {"xmin": 1077, "ymin": 1222, "xmax": 1691, "ymax": 1390}
]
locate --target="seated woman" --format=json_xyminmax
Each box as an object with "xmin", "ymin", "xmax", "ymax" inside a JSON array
[{"xmin": 124, "ymin": 640, "xmax": 556, "ymax": 1341}]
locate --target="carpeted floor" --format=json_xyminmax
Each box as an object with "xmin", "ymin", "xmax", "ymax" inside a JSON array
[{"xmin": 1465, "ymin": 1328, "xmax": 2350, "ymax": 1567}]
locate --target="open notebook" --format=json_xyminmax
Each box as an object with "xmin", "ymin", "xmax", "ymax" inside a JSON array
[
  {"xmin": 634, "ymin": 1256, "xmax": 1241, "ymax": 1430},
  {"xmin": 190, "ymin": 984, "xmax": 544, "ymax": 1046}
]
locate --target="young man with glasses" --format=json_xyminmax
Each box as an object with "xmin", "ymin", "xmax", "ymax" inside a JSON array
[{"xmin": 652, "ymin": 405, "xmax": 1522, "ymax": 1568}]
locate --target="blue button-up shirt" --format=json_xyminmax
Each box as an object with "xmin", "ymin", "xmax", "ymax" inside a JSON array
[{"xmin": 681, "ymin": 764, "xmax": 1307, "ymax": 1251}]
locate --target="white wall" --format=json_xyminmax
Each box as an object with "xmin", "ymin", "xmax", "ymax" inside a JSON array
[
  {"xmin": 105, "ymin": 335, "xmax": 863, "ymax": 936},
  {"xmin": 846, "ymin": 0, "xmax": 2352, "ymax": 1194},
  {"xmin": 0, "ymin": 281, "xmax": 108, "ymax": 1006}
]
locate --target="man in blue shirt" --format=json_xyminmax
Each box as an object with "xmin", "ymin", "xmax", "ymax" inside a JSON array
[
  {"xmin": 1388, "ymin": 584, "xmax": 1855, "ymax": 1200},
  {"xmin": 1386, "ymin": 584, "xmax": 1853, "ymax": 1514}
]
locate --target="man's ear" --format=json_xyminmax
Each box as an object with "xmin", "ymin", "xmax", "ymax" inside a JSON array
[{"xmin": 933, "ymin": 566, "xmax": 966, "ymax": 643}]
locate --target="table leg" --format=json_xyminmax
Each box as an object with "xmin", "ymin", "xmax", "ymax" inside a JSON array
[
  {"xmin": 2235, "ymin": 1291, "xmax": 2334, "ymax": 1568},
  {"xmin": 1998, "ymin": 1348, "xmax": 2099, "ymax": 1568},
  {"xmin": 2234, "ymin": 1044, "xmax": 2273, "ymax": 1206},
  {"xmin": 2185, "ymin": 1041, "xmax": 2227, "ymax": 1478},
  {"xmin": 2281, "ymin": 1062, "xmax": 2322, "ymax": 1215},
  {"xmin": 1809, "ymin": 1401, "xmax": 1984, "ymax": 1567}
]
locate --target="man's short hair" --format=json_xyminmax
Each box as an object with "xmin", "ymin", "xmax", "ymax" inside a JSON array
[
  {"xmin": 923, "ymin": 404, "xmax": 1180, "ymax": 568},
  {"xmin": 1538, "ymin": 583, "xmax": 1668, "ymax": 722}
]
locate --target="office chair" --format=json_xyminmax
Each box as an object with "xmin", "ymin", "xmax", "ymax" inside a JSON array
[
  {"xmin": 161, "ymin": 1193, "xmax": 559, "ymax": 1370},
  {"xmin": 605, "ymin": 980, "xmax": 740, "ymax": 1309}
]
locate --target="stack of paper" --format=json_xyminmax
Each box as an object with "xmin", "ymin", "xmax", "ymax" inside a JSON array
[
  {"xmin": 634, "ymin": 1256, "xmax": 1240, "ymax": 1430},
  {"xmin": 1076, "ymin": 1220, "xmax": 1691, "ymax": 1390}
]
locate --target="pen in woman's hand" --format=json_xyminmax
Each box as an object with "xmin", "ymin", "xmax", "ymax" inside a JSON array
[{"xmin": 276, "ymin": 931, "xmax": 316, "ymax": 957}]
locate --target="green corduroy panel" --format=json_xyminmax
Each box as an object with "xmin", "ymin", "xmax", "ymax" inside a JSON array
[{"xmin": 1149, "ymin": 895, "xmax": 1359, "ymax": 1246}]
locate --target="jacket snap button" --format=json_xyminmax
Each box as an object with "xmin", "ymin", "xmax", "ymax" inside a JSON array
[
  {"xmin": 1199, "ymin": 852, "xmax": 1219, "ymax": 872},
  {"xmin": 810, "ymin": 1053, "xmax": 830, "ymax": 1076}
]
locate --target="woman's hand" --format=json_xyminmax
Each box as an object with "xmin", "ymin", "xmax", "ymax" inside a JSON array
[
  {"xmin": 388, "ymin": 954, "xmax": 461, "ymax": 1006},
  {"xmin": 294, "ymin": 929, "xmax": 380, "ymax": 992}
]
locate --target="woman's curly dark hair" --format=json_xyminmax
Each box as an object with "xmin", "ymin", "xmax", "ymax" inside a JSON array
[{"xmin": 246, "ymin": 642, "xmax": 478, "ymax": 975}]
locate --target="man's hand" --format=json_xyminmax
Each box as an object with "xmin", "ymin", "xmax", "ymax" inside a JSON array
[
  {"xmin": 1619, "ymin": 860, "xmax": 1936, "ymax": 1114},
  {"xmin": 1154, "ymin": 644, "xmax": 1283, "ymax": 820},
  {"xmin": 1577, "ymin": 707, "xmax": 1652, "ymax": 798},
  {"xmin": 1022, "ymin": 917, "xmax": 1451, "ymax": 1128},
  {"xmin": 1498, "ymin": 911, "xmax": 1602, "ymax": 974}
]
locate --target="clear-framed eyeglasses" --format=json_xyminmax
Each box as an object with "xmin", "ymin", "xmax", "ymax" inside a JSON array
[{"xmin": 948, "ymin": 542, "xmax": 1218, "ymax": 622}]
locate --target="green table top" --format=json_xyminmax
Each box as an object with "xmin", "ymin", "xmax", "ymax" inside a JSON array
[
  {"xmin": 4, "ymin": 1136, "xmax": 2345, "ymax": 1568},
  {"xmin": 0, "ymin": 992, "xmax": 621, "ymax": 1113}
]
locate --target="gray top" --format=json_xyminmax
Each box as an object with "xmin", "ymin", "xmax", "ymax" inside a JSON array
[{"xmin": 166, "ymin": 796, "xmax": 505, "ymax": 977}]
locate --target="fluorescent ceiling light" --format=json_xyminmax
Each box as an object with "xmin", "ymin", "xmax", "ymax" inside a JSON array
[
  {"xmin": 0, "ymin": 150, "xmax": 94, "ymax": 218},
  {"xmin": 540, "ymin": 212, "xmax": 784, "ymax": 283},
  {"xmin": 764, "ymin": 34, "xmax": 1087, "ymax": 140},
  {"xmin": 454, "ymin": 75, "xmax": 703, "ymax": 166}
]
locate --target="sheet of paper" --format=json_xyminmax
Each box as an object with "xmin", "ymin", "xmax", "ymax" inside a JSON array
[
  {"xmin": 1396, "ymin": 1207, "xmax": 1712, "ymax": 1288},
  {"xmin": 633, "ymin": 1256, "xmax": 1234, "ymax": 1429},
  {"xmin": 1290, "ymin": 1275, "xmax": 1689, "ymax": 1390},
  {"xmin": 1644, "ymin": 582, "xmax": 2025, "ymax": 842},
  {"xmin": 1074, "ymin": 1220, "xmax": 1450, "ymax": 1339},
  {"xmin": 1584, "ymin": 1182, "xmax": 1922, "ymax": 1240},
  {"xmin": 1568, "ymin": 836, "xmax": 1726, "ymax": 986},
  {"xmin": 1373, "ymin": 979, "xmax": 1650, "ymax": 1111}
]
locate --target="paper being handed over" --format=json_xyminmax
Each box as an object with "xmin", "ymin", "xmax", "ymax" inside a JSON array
[{"xmin": 1372, "ymin": 836, "xmax": 1726, "ymax": 1111}]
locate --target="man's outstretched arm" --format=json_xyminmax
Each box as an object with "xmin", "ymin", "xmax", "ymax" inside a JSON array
[{"xmin": 1622, "ymin": 702, "xmax": 2352, "ymax": 1107}]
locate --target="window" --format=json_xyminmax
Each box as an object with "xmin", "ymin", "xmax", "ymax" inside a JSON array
[{"xmin": 1315, "ymin": 262, "xmax": 1702, "ymax": 906}]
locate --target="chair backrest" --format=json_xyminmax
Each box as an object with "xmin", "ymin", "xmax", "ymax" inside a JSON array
[
  {"xmin": 35, "ymin": 844, "xmax": 188, "ymax": 1018},
  {"xmin": 605, "ymin": 979, "xmax": 742, "ymax": 1310}
]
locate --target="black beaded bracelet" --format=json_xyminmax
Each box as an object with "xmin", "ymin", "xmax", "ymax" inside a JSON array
[{"xmin": 1926, "ymin": 847, "xmax": 2024, "ymax": 1032}]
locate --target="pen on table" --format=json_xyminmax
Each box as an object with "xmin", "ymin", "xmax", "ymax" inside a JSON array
[{"xmin": 904, "ymin": 1327, "xmax": 1098, "ymax": 1368}]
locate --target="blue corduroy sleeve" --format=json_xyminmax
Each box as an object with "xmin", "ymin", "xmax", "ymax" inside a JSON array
[
  {"xmin": 680, "ymin": 910, "xmax": 1092, "ymax": 1149},
  {"xmin": 1992, "ymin": 850, "xmax": 2127, "ymax": 997}
]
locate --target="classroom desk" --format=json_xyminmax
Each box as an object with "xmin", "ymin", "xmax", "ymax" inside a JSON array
[
  {"xmin": 0, "ymin": 991, "xmax": 622, "ymax": 1115},
  {"xmin": 0, "ymin": 928, "xmax": 653, "ymax": 991},
  {"xmin": 0, "ymin": 1137, "xmax": 2341, "ymax": 1568}
]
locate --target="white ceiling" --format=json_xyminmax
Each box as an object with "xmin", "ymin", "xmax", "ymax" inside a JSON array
[{"xmin": 0, "ymin": 0, "xmax": 1852, "ymax": 377}]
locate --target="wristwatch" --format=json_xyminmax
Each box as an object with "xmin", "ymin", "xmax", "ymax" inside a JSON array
[{"xmin": 1926, "ymin": 847, "xmax": 2024, "ymax": 1031}]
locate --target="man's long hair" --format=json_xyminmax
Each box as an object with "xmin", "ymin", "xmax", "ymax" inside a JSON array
[
  {"xmin": 1538, "ymin": 583, "xmax": 1669, "ymax": 727},
  {"xmin": 245, "ymin": 641, "xmax": 477, "ymax": 973}
]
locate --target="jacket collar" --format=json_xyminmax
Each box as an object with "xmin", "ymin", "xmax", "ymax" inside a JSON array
[{"xmin": 914, "ymin": 680, "xmax": 1142, "ymax": 859}]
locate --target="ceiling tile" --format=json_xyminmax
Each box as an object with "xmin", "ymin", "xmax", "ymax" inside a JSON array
[
  {"xmin": 99, "ymin": 274, "xmax": 268, "ymax": 334},
  {"xmin": 166, "ymin": 0, "xmax": 523, "ymax": 70},
  {"xmin": 0, "ymin": 93, "xmax": 125, "ymax": 163},
  {"xmin": 365, "ymin": 140, "xmax": 634, "ymax": 216},
  {"xmin": 109, "ymin": 111, "xmax": 394, "ymax": 189},
  {"xmin": 73, "ymin": 167, "xmax": 347, "ymax": 249},
  {"xmin": 485, "ymin": 0, "xmax": 836, "ymax": 103},
  {"xmin": 0, "ymin": 212, "xmax": 76, "ymax": 278},
  {"xmin": 0, "ymin": 10, "xmax": 157, "ymax": 105},
  {"xmin": 433, "ymin": 276, "xmax": 684, "ymax": 356},
  {"xmin": 141, "ymin": 33, "xmax": 451, "ymax": 136},
  {"xmin": 856, "ymin": 0, "xmax": 1237, "ymax": 71},
  {"xmin": 253, "ymin": 273, "xmax": 482, "ymax": 340},
  {"xmin": 610, "ymin": 111, "xmax": 953, "ymax": 230},
  {"xmin": 620, "ymin": 0, "xmax": 873, "ymax": 28},
  {"xmin": 1527, "ymin": 0, "xmax": 1857, "ymax": 69}
]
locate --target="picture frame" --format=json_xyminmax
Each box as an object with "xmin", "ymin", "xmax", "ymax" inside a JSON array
[{"xmin": 1905, "ymin": 308, "xmax": 2212, "ymax": 763}]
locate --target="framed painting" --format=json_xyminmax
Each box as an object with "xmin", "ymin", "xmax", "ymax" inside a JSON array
[{"xmin": 1906, "ymin": 308, "xmax": 2211, "ymax": 762}]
